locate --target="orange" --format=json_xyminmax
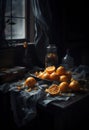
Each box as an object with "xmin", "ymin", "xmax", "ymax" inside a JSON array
[
  {"xmin": 45, "ymin": 66, "xmax": 56, "ymax": 74},
  {"xmin": 56, "ymin": 66, "xmax": 66, "ymax": 76},
  {"xmin": 41, "ymin": 72, "xmax": 50, "ymax": 80},
  {"xmin": 59, "ymin": 75, "xmax": 69, "ymax": 82},
  {"xmin": 58, "ymin": 81, "xmax": 69, "ymax": 92},
  {"xmin": 25, "ymin": 77, "xmax": 36, "ymax": 88},
  {"xmin": 46, "ymin": 84, "xmax": 60, "ymax": 95},
  {"xmin": 49, "ymin": 71, "xmax": 58, "ymax": 81},
  {"xmin": 65, "ymin": 71, "xmax": 72, "ymax": 81},
  {"xmin": 69, "ymin": 80, "xmax": 80, "ymax": 91},
  {"xmin": 34, "ymin": 71, "xmax": 39, "ymax": 76},
  {"xmin": 23, "ymin": 42, "xmax": 28, "ymax": 48},
  {"xmin": 37, "ymin": 71, "xmax": 44, "ymax": 79}
]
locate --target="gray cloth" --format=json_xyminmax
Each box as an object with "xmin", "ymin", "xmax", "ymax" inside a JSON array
[
  {"xmin": 72, "ymin": 65, "xmax": 89, "ymax": 80},
  {"xmin": 0, "ymin": 82, "xmax": 74, "ymax": 128},
  {"xmin": 9, "ymin": 81, "xmax": 45, "ymax": 127},
  {"xmin": 0, "ymin": 83, "xmax": 10, "ymax": 93}
]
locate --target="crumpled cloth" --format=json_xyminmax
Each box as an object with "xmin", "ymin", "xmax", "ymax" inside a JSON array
[
  {"xmin": 0, "ymin": 83, "xmax": 10, "ymax": 93},
  {"xmin": 72, "ymin": 65, "xmax": 89, "ymax": 80},
  {"xmin": 0, "ymin": 81, "xmax": 70, "ymax": 127},
  {"xmin": 40, "ymin": 95, "xmax": 70, "ymax": 106},
  {"xmin": 9, "ymin": 82, "xmax": 45, "ymax": 128}
]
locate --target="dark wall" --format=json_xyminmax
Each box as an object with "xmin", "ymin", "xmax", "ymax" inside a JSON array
[
  {"xmin": 63, "ymin": 7, "xmax": 89, "ymax": 66},
  {"xmin": 49, "ymin": 3, "xmax": 89, "ymax": 66},
  {"xmin": 0, "ymin": 44, "xmax": 38, "ymax": 69}
]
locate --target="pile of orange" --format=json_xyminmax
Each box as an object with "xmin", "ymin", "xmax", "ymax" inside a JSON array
[
  {"xmin": 35, "ymin": 65, "xmax": 80, "ymax": 95},
  {"xmin": 17, "ymin": 66, "xmax": 80, "ymax": 95},
  {"xmin": 35, "ymin": 65, "xmax": 72, "ymax": 82},
  {"xmin": 45, "ymin": 79, "xmax": 80, "ymax": 95},
  {"xmin": 34, "ymin": 65, "xmax": 80, "ymax": 95}
]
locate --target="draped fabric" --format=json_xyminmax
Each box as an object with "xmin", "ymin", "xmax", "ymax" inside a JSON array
[
  {"xmin": 0, "ymin": 0, "xmax": 6, "ymax": 43},
  {"xmin": 31, "ymin": 0, "xmax": 52, "ymax": 67}
]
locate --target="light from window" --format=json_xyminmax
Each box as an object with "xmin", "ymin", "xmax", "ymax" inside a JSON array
[{"xmin": 5, "ymin": 0, "xmax": 26, "ymax": 40}]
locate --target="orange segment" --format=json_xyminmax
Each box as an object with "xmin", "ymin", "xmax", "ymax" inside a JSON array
[
  {"xmin": 46, "ymin": 84, "xmax": 60, "ymax": 95},
  {"xmin": 45, "ymin": 66, "xmax": 56, "ymax": 74}
]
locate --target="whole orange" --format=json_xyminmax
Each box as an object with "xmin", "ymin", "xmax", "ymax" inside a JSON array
[
  {"xmin": 25, "ymin": 77, "xmax": 36, "ymax": 88},
  {"xmin": 58, "ymin": 81, "xmax": 69, "ymax": 92},
  {"xmin": 41, "ymin": 72, "xmax": 50, "ymax": 80},
  {"xmin": 56, "ymin": 66, "xmax": 66, "ymax": 76},
  {"xmin": 65, "ymin": 71, "xmax": 72, "ymax": 81},
  {"xmin": 49, "ymin": 71, "xmax": 58, "ymax": 81},
  {"xmin": 69, "ymin": 80, "xmax": 80, "ymax": 91},
  {"xmin": 59, "ymin": 75, "xmax": 69, "ymax": 82}
]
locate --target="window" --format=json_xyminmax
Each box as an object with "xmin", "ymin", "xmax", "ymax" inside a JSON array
[{"xmin": 5, "ymin": 0, "xmax": 28, "ymax": 42}]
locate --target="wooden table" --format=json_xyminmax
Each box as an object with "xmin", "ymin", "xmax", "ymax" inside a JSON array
[{"xmin": 37, "ymin": 92, "xmax": 89, "ymax": 130}]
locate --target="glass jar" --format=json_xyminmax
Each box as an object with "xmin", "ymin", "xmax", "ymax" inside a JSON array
[{"xmin": 45, "ymin": 44, "xmax": 58, "ymax": 68}]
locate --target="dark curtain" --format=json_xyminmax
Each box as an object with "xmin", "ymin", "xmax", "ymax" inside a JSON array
[
  {"xmin": 31, "ymin": 0, "xmax": 52, "ymax": 67},
  {"xmin": 0, "ymin": 0, "xmax": 6, "ymax": 46}
]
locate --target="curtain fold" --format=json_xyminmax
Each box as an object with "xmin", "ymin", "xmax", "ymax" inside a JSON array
[
  {"xmin": 31, "ymin": 0, "xmax": 52, "ymax": 66},
  {"xmin": 0, "ymin": 0, "xmax": 7, "ymax": 48},
  {"xmin": 0, "ymin": 0, "xmax": 6, "ymax": 40}
]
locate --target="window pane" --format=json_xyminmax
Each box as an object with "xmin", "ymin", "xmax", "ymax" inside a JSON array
[
  {"xmin": 12, "ymin": 0, "xmax": 25, "ymax": 17},
  {"xmin": 5, "ymin": 0, "xmax": 26, "ymax": 40},
  {"xmin": 12, "ymin": 18, "xmax": 25, "ymax": 39},
  {"xmin": 5, "ymin": 0, "xmax": 25, "ymax": 17},
  {"xmin": 5, "ymin": 18, "xmax": 25, "ymax": 39},
  {"xmin": 5, "ymin": 0, "xmax": 11, "ymax": 17},
  {"xmin": 5, "ymin": 17, "xmax": 12, "ymax": 39}
]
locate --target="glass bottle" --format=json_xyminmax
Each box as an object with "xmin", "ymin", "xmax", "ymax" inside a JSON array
[
  {"xmin": 45, "ymin": 44, "xmax": 58, "ymax": 68},
  {"xmin": 62, "ymin": 49, "xmax": 74, "ymax": 70}
]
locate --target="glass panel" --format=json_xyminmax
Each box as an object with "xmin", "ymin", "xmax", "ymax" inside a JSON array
[
  {"xmin": 5, "ymin": 17, "xmax": 11, "ymax": 39},
  {"xmin": 12, "ymin": 18, "xmax": 25, "ymax": 39},
  {"xmin": 5, "ymin": 0, "xmax": 25, "ymax": 17},
  {"xmin": 5, "ymin": 0, "xmax": 11, "ymax": 17},
  {"xmin": 5, "ymin": 18, "xmax": 25, "ymax": 39},
  {"xmin": 12, "ymin": 0, "xmax": 25, "ymax": 17},
  {"xmin": 5, "ymin": 0, "xmax": 26, "ymax": 40}
]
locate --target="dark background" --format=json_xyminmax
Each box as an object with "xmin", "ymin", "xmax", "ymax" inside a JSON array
[
  {"xmin": 0, "ymin": 1, "xmax": 89, "ymax": 68},
  {"xmin": 49, "ymin": 2, "xmax": 89, "ymax": 66}
]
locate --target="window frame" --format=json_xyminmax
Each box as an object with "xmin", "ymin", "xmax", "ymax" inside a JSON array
[{"xmin": 4, "ymin": 0, "xmax": 33, "ymax": 44}]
